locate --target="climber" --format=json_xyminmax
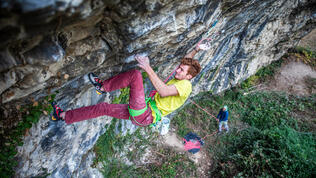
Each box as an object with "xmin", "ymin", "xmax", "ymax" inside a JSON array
[
  {"xmin": 50, "ymin": 45, "xmax": 202, "ymax": 127},
  {"xmin": 217, "ymin": 105, "xmax": 229, "ymax": 133}
]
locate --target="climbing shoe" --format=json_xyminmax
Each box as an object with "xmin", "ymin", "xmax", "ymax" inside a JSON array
[
  {"xmin": 88, "ymin": 72, "xmax": 105, "ymax": 95},
  {"xmin": 51, "ymin": 101, "xmax": 64, "ymax": 122}
]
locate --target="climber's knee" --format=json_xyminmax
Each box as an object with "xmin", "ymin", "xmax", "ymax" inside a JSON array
[{"xmin": 130, "ymin": 69, "xmax": 142, "ymax": 81}]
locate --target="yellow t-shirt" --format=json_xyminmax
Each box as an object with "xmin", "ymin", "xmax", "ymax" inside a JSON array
[{"xmin": 150, "ymin": 79, "xmax": 192, "ymax": 122}]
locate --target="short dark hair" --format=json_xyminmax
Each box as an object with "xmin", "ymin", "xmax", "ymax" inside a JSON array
[{"xmin": 181, "ymin": 58, "xmax": 201, "ymax": 78}]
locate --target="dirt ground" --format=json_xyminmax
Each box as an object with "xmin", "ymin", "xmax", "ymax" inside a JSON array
[
  {"xmin": 161, "ymin": 131, "xmax": 212, "ymax": 177},
  {"xmin": 267, "ymin": 60, "xmax": 316, "ymax": 95},
  {"xmin": 298, "ymin": 28, "xmax": 316, "ymax": 52}
]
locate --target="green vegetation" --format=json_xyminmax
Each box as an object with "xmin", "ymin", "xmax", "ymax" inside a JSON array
[
  {"xmin": 212, "ymin": 126, "xmax": 315, "ymax": 177},
  {"xmin": 112, "ymin": 87, "xmax": 130, "ymax": 104},
  {"xmin": 94, "ymin": 86, "xmax": 197, "ymax": 177},
  {"xmin": 172, "ymin": 89, "xmax": 315, "ymax": 177},
  {"xmin": 209, "ymin": 90, "xmax": 315, "ymax": 177},
  {"xmin": 295, "ymin": 46, "xmax": 316, "ymax": 58},
  {"xmin": 94, "ymin": 87, "xmax": 146, "ymax": 177},
  {"xmin": 289, "ymin": 46, "xmax": 316, "ymax": 67},
  {"xmin": 93, "ymin": 120, "xmax": 147, "ymax": 177},
  {"xmin": 0, "ymin": 94, "xmax": 56, "ymax": 177},
  {"xmin": 95, "ymin": 130, "xmax": 196, "ymax": 178},
  {"xmin": 173, "ymin": 101, "xmax": 219, "ymax": 138},
  {"xmin": 138, "ymin": 148, "xmax": 196, "ymax": 177},
  {"xmin": 171, "ymin": 58, "xmax": 316, "ymax": 177}
]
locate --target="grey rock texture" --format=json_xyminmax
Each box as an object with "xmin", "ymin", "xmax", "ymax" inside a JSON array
[{"xmin": 0, "ymin": 0, "xmax": 315, "ymax": 177}]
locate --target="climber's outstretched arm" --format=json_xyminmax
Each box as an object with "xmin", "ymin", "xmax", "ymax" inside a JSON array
[
  {"xmin": 184, "ymin": 45, "xmax": 201, "ymax": 59},
  {"xmin": 136, "ymin": 55, "xmax": 178, "ymax": 97}
]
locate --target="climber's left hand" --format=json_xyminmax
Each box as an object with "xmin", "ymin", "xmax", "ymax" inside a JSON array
[{"xmin": 135, "ymin": 55, "xmax": 150, "ymax": 71}]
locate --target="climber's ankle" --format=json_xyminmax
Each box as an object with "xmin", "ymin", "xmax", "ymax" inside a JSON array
[{"xmin": 60, "ymin": 112, "xmax": 66, "ymax": 120}]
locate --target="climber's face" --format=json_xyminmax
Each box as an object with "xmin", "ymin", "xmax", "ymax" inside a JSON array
[{"xmin": 175, "ymin": 64, "xmax": 192, "ymax": 80}]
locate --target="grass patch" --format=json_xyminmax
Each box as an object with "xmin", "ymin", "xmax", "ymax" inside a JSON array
[
  {"xmin": 138, "ymin": 148, "xmax": 197, "ymax": 177},
  {"xmin": 295, "ymin": 46, "xmax": 316, "ymax": 58},
  {"xmin": 211, "ymin": 125, "xmax": 315, "ymax": 177},
  {"xmin": 172, "ymin": 85, "xmax": 315, "ymax": 177},
  {"xmin": 94, "ymin": 119, "xmax": 190, "ymax": 177},
  {"xmin": 0, "ymin": 94, "xmax": 56, "ymax": 177},
  {"xmin": 96, "ymin": 144, "xmax": 197, "ymax": 177},
  {"xmin": 94, "ymin": 119, "xmax": 155, "ymax": 177},
  {"xmin": 172, "ymin": 101, "xmax": 219, "ymax": 138}
]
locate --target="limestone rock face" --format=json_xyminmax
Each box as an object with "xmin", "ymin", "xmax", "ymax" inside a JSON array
[{"xmin": 0, "ymin": 0, "xmax": 315, "ymax": 177}]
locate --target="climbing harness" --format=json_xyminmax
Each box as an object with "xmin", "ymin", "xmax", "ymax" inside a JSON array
[
  {"xmin": 128, "ymin": 97, "xmax": 161, "ymax": 127},
  {"xmin": 147, "ymin": 66, "xmax": 179, "ymax": 126}
]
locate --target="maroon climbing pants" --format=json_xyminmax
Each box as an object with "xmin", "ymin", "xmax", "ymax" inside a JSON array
[{"xmin": 65, "ymin": 69, "xmax": 153, "ymax": 127}]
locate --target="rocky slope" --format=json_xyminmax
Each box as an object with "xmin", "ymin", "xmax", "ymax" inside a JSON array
[{"xmin": 0, "ymin": 0, "xmax": 315, "ymax": 177}]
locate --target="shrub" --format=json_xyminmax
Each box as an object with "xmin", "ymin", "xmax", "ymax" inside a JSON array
[
  {"xmin": 212, "ymin": 126, "xmax": 316, "ymax": 177},
  {"xmin": 0, "ymin": 94, "xmax": 55, "ymax": 177}
]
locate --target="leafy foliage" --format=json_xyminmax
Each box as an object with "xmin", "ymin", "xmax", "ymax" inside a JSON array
[
  {"xmin": 294, "ymin": 46, "xmax": 316, "ymax": 66},
  {"xmin": 96, "ymin": 57, "xmax": 316, "ymax": 177},
  {"xmin": 171, "ymin": 57, "xmax": 315, "ymax": 177},
  {"xmin": 195, "ymin": 90, "xmax": 315, "ymax": 177},
  {"xmin": 138, "ymin": 148, "xmax": 196, "ymax": 177},
  {"xmin": 0, "ymin": 94, "xmax": 56, "ymax": 177},
  {"xmin": 212, "ymin": 126, "xmax": 315, "ymax": 177},
  {"xmin": 94, "ymin": 87, "xmax": 197, "ymax": 177}
]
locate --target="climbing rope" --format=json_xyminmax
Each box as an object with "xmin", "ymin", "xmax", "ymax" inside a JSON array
[
  {"xmin": 190, "ymin": 99, "xmax": 221, "ymax": 139},
  {"xmin": 148, "ymin": 65, "xmax": 179, "ymax": 98},
  {"xmin": 202, "ymin": 130, "xmax": 218, "ymax": 139},
  {"xmin": 190, "ymin": 99, "xmax": 219, "ymax": 122}
]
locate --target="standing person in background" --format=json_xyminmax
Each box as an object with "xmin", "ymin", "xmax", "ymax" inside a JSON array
[{"xmin": 217, "ymin": 105, "xmax": 229, "ymax": 133}]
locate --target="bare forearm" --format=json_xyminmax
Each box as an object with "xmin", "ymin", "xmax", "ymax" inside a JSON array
[
  {"xmin": 136, "ymin": 55, "xmax": 178, "ymax": 97},
  {"xmin": 184, "ymin": 49, "xmax": 198, "ymax": 58},
  {"xmin": 144, "ymin": 66, "xmax": 170, "ymax": 97}
]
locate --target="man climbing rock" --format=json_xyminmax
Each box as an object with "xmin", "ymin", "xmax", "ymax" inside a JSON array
[
  {"xmin": 51, "ymin": 46, "xmax": 202, "ymax": 127},
  {"xmin": 217, "ymin": 105, "xmax": 229, "ymax": 133}
]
